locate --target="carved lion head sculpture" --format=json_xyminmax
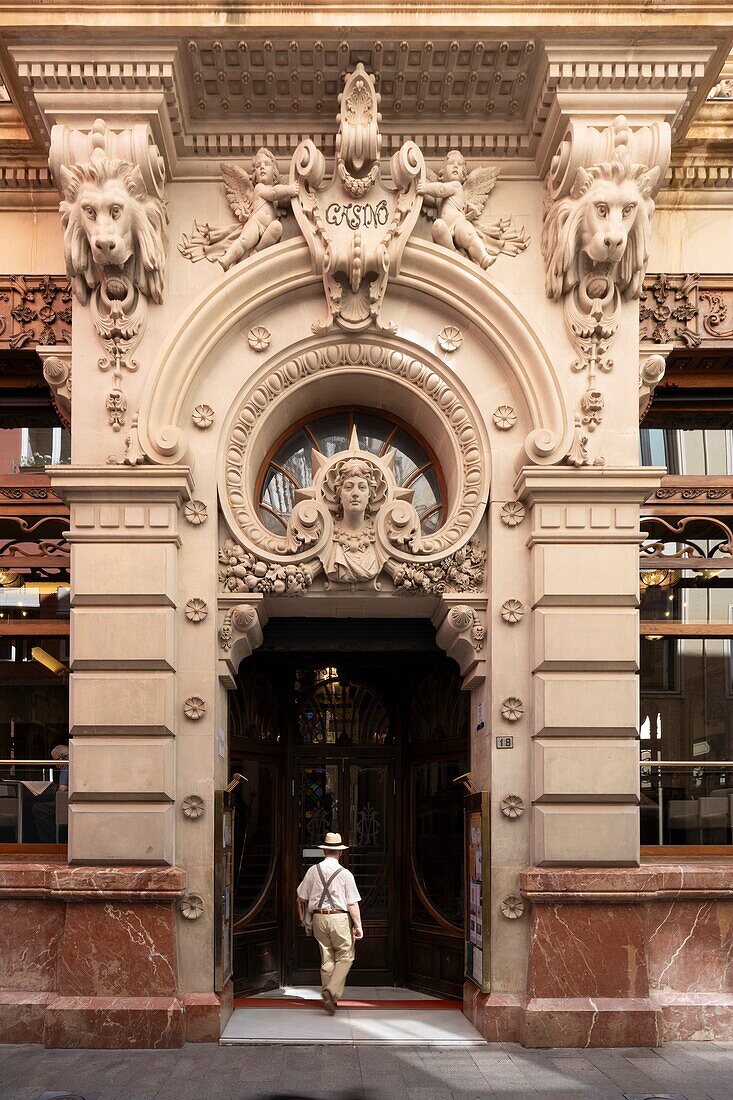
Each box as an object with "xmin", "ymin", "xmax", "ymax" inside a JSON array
[
  {"xmin": 59, "ymin": 149, "xmax": 168, "ymax": 305},
  {"xmin": 541, "ymin": 128, "xmax": 660, "ymax": 302}
]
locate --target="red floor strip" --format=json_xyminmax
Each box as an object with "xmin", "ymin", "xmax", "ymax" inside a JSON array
[{"xmin": 233, "ymin": 997, "xmax": 461, "ymax": 1010}]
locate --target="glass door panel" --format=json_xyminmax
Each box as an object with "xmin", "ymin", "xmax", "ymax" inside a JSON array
[
  {"xmin": 232, "ymin": 757, "xmax": 281, "ymax": 994},
  {"xmin": 350, "ymin": 764, "xmax": 388, "ymax": 920},
  {"xmin": 291, "ymin": 755, "xmax": 395, "ymax": 986}
]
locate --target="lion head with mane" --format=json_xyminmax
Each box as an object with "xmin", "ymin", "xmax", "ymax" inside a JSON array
[
  {"xmin": 541, "ymin": 134, "xmax": 660, "ymax": 303},
  {"xmin": 59, "ymin": 149, "xmax": 168, "ymax": 306}
]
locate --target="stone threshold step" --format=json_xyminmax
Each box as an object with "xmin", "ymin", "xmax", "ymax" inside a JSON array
[{"xmin": 220, "ymin": 1038, "xmax": 486, "ymax": 1046}]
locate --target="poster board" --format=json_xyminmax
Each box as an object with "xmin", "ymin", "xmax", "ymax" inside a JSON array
[
  {"xmin": 214, "ymin": 779, "xmax": 239, "ymax": 993},
  {"xmin": 464, "ymin": 791, "xmax": 490, "ymax": 993}
]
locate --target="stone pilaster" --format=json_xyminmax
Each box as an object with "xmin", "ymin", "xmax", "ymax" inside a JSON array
[
  {"xmin": 49, "ymin": 466, "xmax": 192, "ymax": 865},
  {"xmin": 516, "ymin": 466, "xmax": 663, "ymax": 867}
]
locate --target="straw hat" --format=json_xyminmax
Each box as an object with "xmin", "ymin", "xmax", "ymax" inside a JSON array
[{"xmin": 319, "ymin": 831, "xmax": 348, "ymax": 851}]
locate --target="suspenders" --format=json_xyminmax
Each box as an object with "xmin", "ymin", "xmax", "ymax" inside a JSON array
[{"xmin": 316, "ymin": 863, "xmax": 345, "ymax": 912}]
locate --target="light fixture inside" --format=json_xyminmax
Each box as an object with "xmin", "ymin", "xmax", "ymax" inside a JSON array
[{"xmin": 31, "ymin": 646, "xmax": 68, "ymax": 677}]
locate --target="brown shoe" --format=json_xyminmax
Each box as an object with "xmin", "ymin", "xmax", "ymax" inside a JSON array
[{"xmin": 322, "ymin": 989, "xmax": 336, "ymax": 1015}]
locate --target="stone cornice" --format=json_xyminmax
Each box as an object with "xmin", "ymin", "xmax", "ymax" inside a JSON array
[
  {"xmin": 515, "ymin": 466, "xmax": 666, "ymax": 505},
  {"xmin": 8, "ymin": 38, "xmax": 722, "ymax": 181},
  {"xmin": 48, "ymin": 465, "xmax": 195, "ymax": 505}
]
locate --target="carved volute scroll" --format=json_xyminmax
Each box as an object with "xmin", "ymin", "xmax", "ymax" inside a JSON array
[
  {"xmin": 51, "ymin": 118, "xmax": 168, "ymax": 433},
  {"xmin": 541, "ymin": 115, "xmax": 669, "ymax": 459},
  {"xmin": 290, "ymin": 64, "xmax": 424, "ymax": 333}
]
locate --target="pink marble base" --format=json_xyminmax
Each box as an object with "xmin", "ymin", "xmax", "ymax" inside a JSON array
[
  {"xmin": 469, "ymin": 862, "xmax": 733, "ymax": 1048},
  {"xmin": 183, "ymin": 981, "xmax": 234, "ymax": 1043},
  {"xmin": 522, "ymin": 997, "xmax": 662, "ymax": 1049},
  {"xmin": 462, "ymin": 986, "xmax": 525, "ymax": 1042},
  {"xmin": 44, "ymin": 996, "xmax": 185, "ymax": 1049},
  {"xmin": 0, "ymin": 992, "xmax": 54, "ymax": 1044},
  {"xmin": 661, "ymin": 993, "xmax": 733, "ymax": 1041},
  {"xmin": 0, "ymin": 860, "xmax": 194, "ymax": 1048}
]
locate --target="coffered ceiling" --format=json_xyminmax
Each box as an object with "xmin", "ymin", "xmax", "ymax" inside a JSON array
[{"xmin": 0, "ymin": 23, "xmax": 731, "ymax": 205}]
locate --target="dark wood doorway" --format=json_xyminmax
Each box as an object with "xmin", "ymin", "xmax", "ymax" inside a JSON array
[{"xmin": 228, "ymin": 620, "xmax": 468, "ymax": 998}]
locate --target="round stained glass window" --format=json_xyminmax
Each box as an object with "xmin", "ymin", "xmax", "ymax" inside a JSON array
[{"xmin": 257, "ymin": 409, "xmax": 445, "ymax": 537}]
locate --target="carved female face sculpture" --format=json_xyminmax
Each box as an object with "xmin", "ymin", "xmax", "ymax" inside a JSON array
[
  {"xmin": 339, "ymin": 473, "xmax": 370, "ymax": 523},
  {"xmin": 332, "ymin": 458, "xmax": 378, "ymax": 525}
]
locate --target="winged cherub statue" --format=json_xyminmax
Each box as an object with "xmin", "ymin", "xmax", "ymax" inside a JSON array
[
  {"xmin": 179, "ymin": 148, "xmax": 298, "ymax": 270},
  {"xmin": 417, "ymin": 151, "xmax": 529, "ymax": 270}
]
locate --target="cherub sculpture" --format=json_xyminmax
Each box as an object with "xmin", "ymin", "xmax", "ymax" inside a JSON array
[
  {"xmin": 179, "ymin": 148, "xmax": 298, "ymax": 271},
  {"xmin": 417, "ymin": 151, "xmax": 529, "ymax": 270}
]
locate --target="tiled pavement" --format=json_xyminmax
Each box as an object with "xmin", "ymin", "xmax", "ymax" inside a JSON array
[{"xmin": 3, "ymin": 1041, "xmax": 733, "ymax": 1100}]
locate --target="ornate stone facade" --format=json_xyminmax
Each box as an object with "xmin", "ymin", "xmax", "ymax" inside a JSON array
[{"xmin": 0, "ymin": 6, "xmax": 731, "ymax": 1054}]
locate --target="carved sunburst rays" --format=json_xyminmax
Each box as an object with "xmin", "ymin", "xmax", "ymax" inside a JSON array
[{"xmin": 295, "ymin": 425, "xmax": 414, "ymax": 517}]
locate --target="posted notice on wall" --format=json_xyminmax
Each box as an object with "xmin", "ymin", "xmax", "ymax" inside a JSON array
[{"xmin": 466, "ymin": 807, "xmax": 485, "ymax": 987}]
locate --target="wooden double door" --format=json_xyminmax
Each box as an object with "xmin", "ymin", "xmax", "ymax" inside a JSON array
[{"xmin": 229, "ymin": 649, "xmax": 468, "ymax": 997}]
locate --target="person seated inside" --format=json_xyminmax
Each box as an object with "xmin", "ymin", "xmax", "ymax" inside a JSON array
[{"xmin": 31, "ymin": 744, "xmax": 69, "ymax": 843}]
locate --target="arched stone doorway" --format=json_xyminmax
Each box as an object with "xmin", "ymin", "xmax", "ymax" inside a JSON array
[
  {"xmin": 129, "ymin": 234, "xmax": 568, "ymax": 1012},
  {"xmin": 228, "ymin": 621, "xmax": 470, "ymax": 998}
]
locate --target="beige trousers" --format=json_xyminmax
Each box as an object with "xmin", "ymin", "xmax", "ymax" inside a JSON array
[{"xmin": 312, "ymin": 912, "xmax": 355, "ymax": 1000}]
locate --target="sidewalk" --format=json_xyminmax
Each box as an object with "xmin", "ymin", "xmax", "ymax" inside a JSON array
[{"xmin": 2, "ymin": 1040, "xmax": 733, "ymax": 1100}]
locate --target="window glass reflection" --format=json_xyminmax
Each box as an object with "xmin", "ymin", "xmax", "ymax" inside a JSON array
[{"xmin": 258, "ymin": 410, "xmax": 445, "ymax": 536}]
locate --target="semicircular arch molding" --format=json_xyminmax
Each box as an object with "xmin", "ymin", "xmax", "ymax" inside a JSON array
[
  {"xmin": 219, "ymin": 336, "xmax": 489, "ymax": 564},
  {"xmin": 137, "ymin": 237, "xmax": 572, "ymax": 472}
]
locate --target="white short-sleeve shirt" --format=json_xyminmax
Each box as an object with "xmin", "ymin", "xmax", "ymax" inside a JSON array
[{"xmin": 297, "ymin": 856, "xmax": 361, "ymax": 913}]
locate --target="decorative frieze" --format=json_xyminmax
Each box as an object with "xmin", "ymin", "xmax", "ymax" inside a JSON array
[
  {"xmin": 640, "ymin": 274, "xmax": 733, "ymax": 355},
  {"xmin": 0, "ymin": 274, "xmax": 71, "ymax": 350}
]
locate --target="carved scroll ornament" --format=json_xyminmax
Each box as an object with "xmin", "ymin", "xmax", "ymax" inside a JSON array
[
  {"xmin": 290, "ymin": 64, "xmax": 424, "ymax": 333},
  {"xmin": 53, "ymin": 119, "xmax": 168, "ymax": 433},
  {"xmin": 541, "ymin": 115, "xmax": 668, "ymax": 453}
]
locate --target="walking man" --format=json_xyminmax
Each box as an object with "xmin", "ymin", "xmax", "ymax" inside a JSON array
[{"xmin": 296, "ymin": 831, "xmax": 363, "ymax": 1015}]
